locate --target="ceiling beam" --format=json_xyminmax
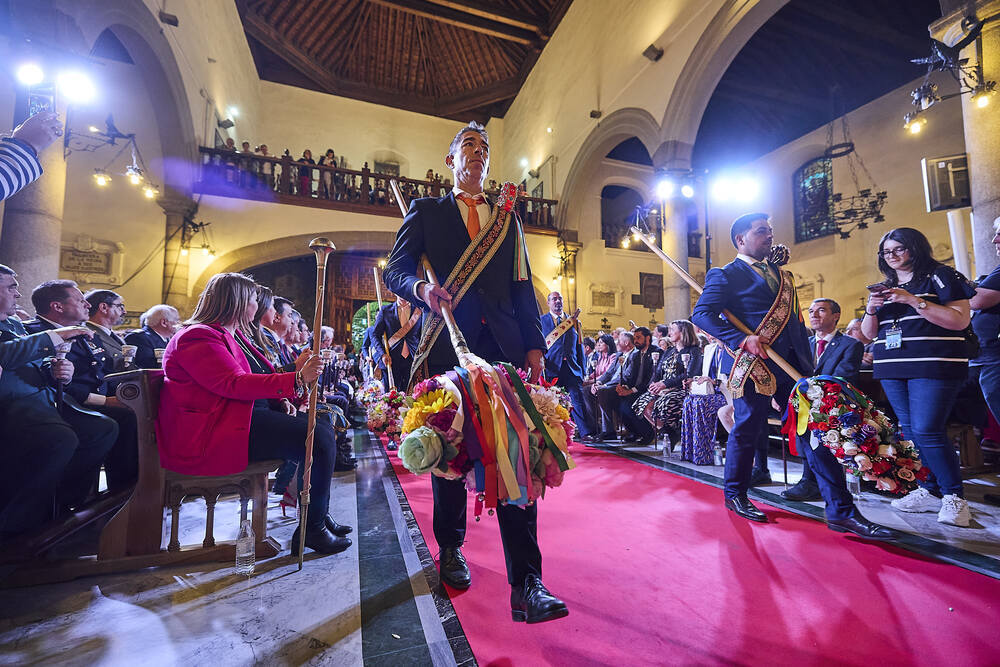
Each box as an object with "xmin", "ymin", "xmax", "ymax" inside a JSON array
[
  {"xmin": 365, "ymin": 0, "xmax": 544, "ymax": 45},
  {"xmin": 791, "ymin": 3, "xmax": 929, "ymax": 56},
  {"xmin": 421, "ymin": 0, "xmax": 547, "ymax": 34},
  {"xmin": 436, "ymin": 77, "xmax": 521, "ymax": 115}
]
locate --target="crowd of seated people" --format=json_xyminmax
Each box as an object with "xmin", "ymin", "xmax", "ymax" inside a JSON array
[{"xmin": 0, "ymin": 264, "xmax": 366, "ymax": 554}]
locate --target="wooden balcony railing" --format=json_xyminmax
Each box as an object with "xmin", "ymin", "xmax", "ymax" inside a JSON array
[{"xmin": 194, "ymin": 146, "xmax": 558, "ymax": 233}]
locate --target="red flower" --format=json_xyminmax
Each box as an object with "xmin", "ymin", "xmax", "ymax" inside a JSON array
[
  {"xmin": 835, "ymin": 447, "xmax": 846, "ymax": 458},
  {"xmin": 915, "ymin": 467, "xmax": 931, "ymax": 481},
  {"xmin": 817, "ymin": 422, "xmax": 830, "ymax": 431}
]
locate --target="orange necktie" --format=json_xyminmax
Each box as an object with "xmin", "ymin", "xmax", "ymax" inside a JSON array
[{"xmin": 456, "ymin": 193, "xmax": 486, "ymax": 238}]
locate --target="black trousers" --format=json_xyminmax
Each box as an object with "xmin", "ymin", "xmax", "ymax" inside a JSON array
[
  {"xmin": 95, "ymin": 404, "xmax": 138, "ymax": 491},
  {"xmin": 429, "ymin": 325, "xmax": 542, "ymax": 587},
  {"xmin": 248, "ymin": 407, "xmax": 336, "ymax": 527},
  {"xmin": 0, "ymin": 400, "xmax": 118, "ymax": 538}
]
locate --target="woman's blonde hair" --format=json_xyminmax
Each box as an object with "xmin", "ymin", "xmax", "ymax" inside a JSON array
[
  {"xmin": 670, "ymin": 319, "xmax": 699, "ymax": 348},
  {"xmin": 186, "ymin": 272, "xmax": 258, "ymax": 330}
]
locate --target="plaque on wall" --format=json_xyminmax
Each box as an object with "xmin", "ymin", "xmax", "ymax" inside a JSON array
[
  {"xmin": 587, "ymin": 283, "xmax": 623, "ymax": 315},
  {"xmin": 60, "ymin": 235, "xmax": 125, "ymax": 285}
]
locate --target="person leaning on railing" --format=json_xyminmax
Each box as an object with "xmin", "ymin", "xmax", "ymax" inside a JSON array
[
  {"xmin": 156, "ymin": 272, "xmax": 351, "ymax": 555},
  {"xmin": 861, "ymin": 227, "xmax": 975, "ymax": 527}
]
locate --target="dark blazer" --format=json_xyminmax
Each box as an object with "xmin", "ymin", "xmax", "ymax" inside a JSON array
[
  {"xmin": 87, "ymin": 322, "xmax": 127, "ymax": 372},
  {"xmin": 383, "ymin": 192, "xmax": 545, "ymax": 369},
  {"xmin": 124, "ymin": 325, "xmax": 168, "ymax": 370},
  {"xmin": 24, "ymin": 317, "xmax": 108, "ymax": 405},
  {"xmin": 539, "ymin": 312, "xmax": 586, "ymax": 381},
  {"xmin": 810, "ymin": 331, "xmax": 863, "ymax": 384},
  {"xmin": 692, "ymin": 258, "xmax": 814, "ymax": 378},
  {"xmin": 652, "ymin": 345, "xmax": 703, "ymax": 389},
  {"xmin": 597, "ymin": 347, "xmax": 646, "ymax": 391},
  {"xmin": 370, "ymin": 302, "xmax": 421, "ymax": 368}
]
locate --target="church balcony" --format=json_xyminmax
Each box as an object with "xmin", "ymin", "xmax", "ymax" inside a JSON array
[{"xmin": 193, "ymin": 147, "xmax": 559, "ymax": 235}]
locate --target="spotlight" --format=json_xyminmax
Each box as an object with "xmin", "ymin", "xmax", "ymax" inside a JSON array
[
  {"xmin": 655, "ymin": 179, "xmax": 675, "ymax": 200},
  {"xmin": 589, "ymin": 109, "xmax": 602, "ymax": 119},
  {"xmin": 158, "ymin": 10, "xmax": 180, "ymax": 27},
  {"xmin": 16, "ymin": 63, "xmax": 44, "ymax": 87},
  {"xmin": 57, "ymin": 71, "xmax": 95, "ymax": 104},
  {"xmin": 126, "ymin": 165, "xmax": 143, "ymax": 185},
  {"xmin": 680, "ymin": 184, "xmax": 695, "ymax": 199},
  {"xmin": 642, "ymin": 44, "xmax": 664, "ymax": 62},
  {"xmin": 519, "ymin": 157, "xmax": 529, "ymax": 168},
  {"xmin": 93, "ymin": 169, "xmax": 111, "ymax": 187}
]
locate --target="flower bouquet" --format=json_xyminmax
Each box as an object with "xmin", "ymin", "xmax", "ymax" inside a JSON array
[
  {"xmin": 357, "ymin": 381, "xmax": 384, "ymax": 408},
  {"xmin": 397, "ymin": 362, "xmax": 576, "ymax": 518},
  {"xmin": 784, "ymin": 375, "xmax": 927, "ymax": 494},
  {"xmin": 366, "ymin": 387, "xmax": 411, "ymax": 446}
]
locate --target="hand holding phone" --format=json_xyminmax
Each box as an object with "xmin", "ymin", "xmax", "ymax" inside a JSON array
[{"xmin": 866, "ymin": 282, "xmax": 889, "ymax": 293}]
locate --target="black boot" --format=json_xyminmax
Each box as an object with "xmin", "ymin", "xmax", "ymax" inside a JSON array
[
  {"xmin": 325, "ymin": 515, "xmax": 353, "ymax": 537},
  {"xmin": 510, "ymin": 574, "xmax": 568, "ymax": 624},
  {"xmin": 290, "ymin": 522, "xmax": 352, "ymax": 556}
]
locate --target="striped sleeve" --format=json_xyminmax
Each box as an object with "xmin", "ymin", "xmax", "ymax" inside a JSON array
[{"xmin": 0, "ymin": 138, "xmax": 43, "ymax": 202}]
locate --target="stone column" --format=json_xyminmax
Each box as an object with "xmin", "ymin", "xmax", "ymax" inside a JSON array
[
  {"xmin": 932, "ymin": 1, "xmax": 1000, "ymax": 275},
  {"xmin": 0, "ymin": 121, "xmax": 66, "ymax": 296},
  {"xmin": 158, "ymin": 195, "xmax": 196, "ymax": 311},
  {"xmin": 652, "ymin": 140, "xmax": 693, "ymax": 318}
]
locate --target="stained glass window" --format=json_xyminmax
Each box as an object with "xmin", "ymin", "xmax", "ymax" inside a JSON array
[{"xmin": 793, "ymin": 157, "xmax": 836, "ymax": 242}]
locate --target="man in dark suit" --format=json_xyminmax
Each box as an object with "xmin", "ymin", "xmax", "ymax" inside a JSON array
[
  {"xmin": 125, "ymin": 304, "xmax": 179, "ymax": 369},
  {"xmin": 692, "ymin": 213, "xmax": 891, "ymax": 539},
  {"xmin": 83, "ymin": 290, "xmax": 128, "ymax": 371},
  {"xmin": 384, "ymin": 121, "xmax": 567, "ymax": 624},
  {"xmin": 25, "ymin": 281, "xmax": 137, "ymax": 491},
  {"xmin": 783, "ymin": 298, "xmax": 864, "ymax": 502},
  {"xmin": 370, "ymin": 298, "xmax": 421, "ymax": 392},
  {"xmin": 539, "ymin": 291, "xmax": 593, "ymax": 437},
  {"xmin": 0, "ymin": 265, "xmax": 117, "ymax": 539}
]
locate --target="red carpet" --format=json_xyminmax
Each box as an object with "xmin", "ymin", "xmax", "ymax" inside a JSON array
[{"xmin": 386, "ymin": 439, "xmax": 1000, "ymax": 666}]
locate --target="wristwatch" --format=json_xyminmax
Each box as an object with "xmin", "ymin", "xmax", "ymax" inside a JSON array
[{"xmin": 916, "ymin": 299, "xmax": 928, "ymax": 310}]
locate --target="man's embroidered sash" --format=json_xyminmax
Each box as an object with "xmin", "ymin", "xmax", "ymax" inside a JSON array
[{"xmin": 727, "ymin": 267, "xmax": 796, "ymax": 399}]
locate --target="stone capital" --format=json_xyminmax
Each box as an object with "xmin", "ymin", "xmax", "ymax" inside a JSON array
[{"xmin": 156, "ymin": 194, "xmax": 197, "ymax": 218}]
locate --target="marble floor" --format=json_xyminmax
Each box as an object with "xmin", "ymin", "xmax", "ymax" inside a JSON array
[{"xmin": 4, "ymin": 429, "xmax": 1000, "ymax": 667}]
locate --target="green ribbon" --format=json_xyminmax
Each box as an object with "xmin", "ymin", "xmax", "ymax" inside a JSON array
[{"xmin": 500, "ymin": 362, "xmax": 570, "ymax": 472}]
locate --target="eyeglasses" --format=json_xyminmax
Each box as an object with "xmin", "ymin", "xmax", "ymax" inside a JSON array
[{"xmin": 879, "ymin": 247, "xmax": 909, "ymax": 258}]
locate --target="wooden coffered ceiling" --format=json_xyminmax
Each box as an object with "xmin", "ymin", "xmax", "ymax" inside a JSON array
[{"xmin": 237, "ymin": 0, "xmax": 575, "ymax": 122}]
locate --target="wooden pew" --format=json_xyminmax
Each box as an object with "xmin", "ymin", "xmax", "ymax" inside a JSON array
[{"xmin": 1, "ymin": 369, "xmax": 284, "ymax": 587}]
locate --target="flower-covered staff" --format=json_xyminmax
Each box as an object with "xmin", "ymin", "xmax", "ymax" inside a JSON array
[{"xmin": 383, "ymin": 121, "xmax": 568, "ymax": 625}]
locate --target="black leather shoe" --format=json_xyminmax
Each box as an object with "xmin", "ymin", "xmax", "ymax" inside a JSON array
[
  {"xmin": 725, "ymin": 495, "xmax": 768, "ymax": 523},
  {"xmin": 334, "ymin": 458, "xmax": 358, "ymax": 472},
  {"xmin": 511, "ymin": 574, "xmax": 569, "ymax": 624},
  {"xmin": 439, "ymin": 546, "xmax": 471, "ymax": 589},
  {"xmin": 324, "ymin": 515, "xmax": 353, "ymax": 537},
  {"xmin": 290, "ymin": 524, "xmax": 352, "ymax": 556},
  {"xmin": 827, "ymin": 513, "xmax": 896, "ymax": 541},
  {"xmin": 749, "ymin": 468, "xmax": 773, "ymax": 487},
  {"xmin": 781, "ymin": 480, "xmax": 822, "ymax": 502},
  {"xmin": 596, "ymin": 432, "xmax": 616, "ymax": 441}
]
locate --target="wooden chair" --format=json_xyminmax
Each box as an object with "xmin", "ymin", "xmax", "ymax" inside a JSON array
[{"xmin": 2, "ymin": 370, "xmax": 284, "ymax": 586}]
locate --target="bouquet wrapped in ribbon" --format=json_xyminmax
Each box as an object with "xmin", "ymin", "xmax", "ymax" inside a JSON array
[
  {"xmin": 783, "ymin": 375, "xmax": 927, "ymax": 494},
  {"xmin": 366, "ymin": 387, "xmax": 411, "ymax": 444},
  {"xmin": 398, "ymin": 362, "xmax": 576, "ymax": 516}
]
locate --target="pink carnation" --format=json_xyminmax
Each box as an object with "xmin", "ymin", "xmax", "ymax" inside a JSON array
[{"xmin": 426, "ymin": 407, "xmax": 458, "ymax": 432}]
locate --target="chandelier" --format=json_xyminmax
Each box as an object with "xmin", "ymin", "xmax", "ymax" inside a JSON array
[{"xmin": 823, "ymin": 109, "xmax": 887, "ymax": 239}]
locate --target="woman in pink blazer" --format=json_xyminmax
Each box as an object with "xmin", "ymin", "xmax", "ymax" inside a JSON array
[{"xmin": 158, "ymin": 272, "xmax": 350, "ymax": 555}]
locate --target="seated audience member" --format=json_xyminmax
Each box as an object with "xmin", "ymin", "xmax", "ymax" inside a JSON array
[
  {"xmin": 633, "ymin": 320, "xmax": 702, "ymax": 445},
  {"xmin": 617, "ymin": 327, "xmax": 656, "ymax": 445},
  {"xmin": 781, "ymin": 298, "xmax": 864, "ymax": 502},
  {"xmin": 593, "ymin": 330, "xmax": 649, "ymax": 442},
  {"xmin": 583, "ymin": 333, "xmax": 618, "ymax": 440},
  {"xmin": 125, "ymin": 304, "xmax": 180, "ymax": 369},
  {"xmin": 582, "ymin": 336, "xmax": 596, "ymax": 374},
  {"xmin": 83, "ymin": 289, "xmax": 128, "ymax": 371},
  {"xmin": 158, "ymin": 273, "xmax": 351, "ymax": 554},
  {"xmin": 259, "ymin": 296, "xmax": 297, "ymax": 366},
  {"xmin": 0, "ymin": 265, "xmax": 117, "ymax": 539},
  {"xmin": 681, "ymin": 334, "xmax": 729, "ymax": 464},
  {"xmin": 26, "ymin": 281, "xmax": 137, "ymax": 490},
  {"xmin": 844, "ymin": 317, "xmax": 873, "ymax": 368}
]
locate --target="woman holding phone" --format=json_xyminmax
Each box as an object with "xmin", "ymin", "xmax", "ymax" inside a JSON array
[{"xmin": 861, "ymin": 227, "xmax": 975, "ymax": 526}]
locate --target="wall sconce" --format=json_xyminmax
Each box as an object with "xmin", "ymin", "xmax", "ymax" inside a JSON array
[
  {"xmin": 217, "ymin": 118, "xmax": 235, "ymax": 129},
  {"xmin": 642, "ymin": 44, "xmax": 664, "ymax": 62}
]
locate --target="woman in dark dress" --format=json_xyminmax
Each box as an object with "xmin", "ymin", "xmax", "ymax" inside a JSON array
[{"xmin": 633, "ymin": 320, "xmax": 702, "ymax": 436}]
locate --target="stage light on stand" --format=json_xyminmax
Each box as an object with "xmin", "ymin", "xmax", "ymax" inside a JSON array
[
  {"xmin": 655, "ymin": 179, "xmax": 675, "ymax": 200},
  {"xmin": 680, "ymin": 184, "xmax": 695, "ymax": 199},
  {"xmin": 16, "ymin": 63, "xmax": 44, "ymax": 86},
  {"xmin": 57, "ymin": 71, "xmax": 95, "ymax": 104},
  {"xmin": 93, "ymin": 169, "xmax": 110, "ymax": 187}
]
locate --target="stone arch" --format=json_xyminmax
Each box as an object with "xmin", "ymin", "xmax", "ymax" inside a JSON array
[
  {"xmin": 67, "ymin": 0, "xmax": 198, "ymax": 196},
  {"xmin": 192, "ymin": 230, "xmax": 398, "ymax": 296},
  {"xmin": 657, "ymin": 0, "xmax": 789, "ymax": 167},
  {"xmin": 556, "ymin": 107, "xmax": 661, "ymax": 233}
]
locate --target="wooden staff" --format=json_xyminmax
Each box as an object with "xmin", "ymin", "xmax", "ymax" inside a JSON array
[
  {"xmin": 372, "ymin": 266, "xmax": 396, "ymax": 390},
  {"xmin": 298, "ymin": 236, "xmax": 335, "ymax": 569},
  {"xmin": 629, "ymin": 225, "xmax": 803, "ymax": 383}
]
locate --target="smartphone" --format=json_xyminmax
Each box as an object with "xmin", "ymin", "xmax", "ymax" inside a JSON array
[
  {"xmin": 27, "ymin": 87, "xmax": 55, "ymax": 116},
  {"xmin": 866, "ymin": 282, "xmax": 889, "ymax": 292}
]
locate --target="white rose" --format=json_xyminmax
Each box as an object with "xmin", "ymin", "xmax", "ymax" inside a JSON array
[
  {"xmin": 854, "ymin": 454, "xmax": 873, "ymax": 471},
  {"xmin": 841, "ymin": 427, "xmax": 854, "ymax": 437},
  {"xmin": 843, "ymin": 443, "xmax": 860, "ymax": 456},
  {"xmin": 823, "ymin": 430, "xmax": 840, "ymax": 444},
  {"xmin": 877, "ymin": 444, "xmax": 896, "ymax": 458},
  {"xmin": 806, "ymin": 384, "xmax": 824, "ymax": 400}
]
